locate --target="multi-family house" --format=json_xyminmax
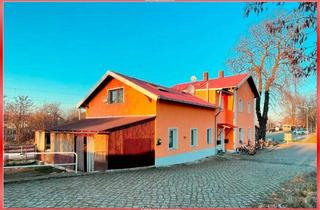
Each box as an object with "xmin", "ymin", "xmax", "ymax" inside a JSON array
[{"xmin": 35, "ymin": 70, "xmax": 258, "ymax": 172}]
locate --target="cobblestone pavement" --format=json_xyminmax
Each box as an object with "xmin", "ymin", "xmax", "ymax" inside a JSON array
[{"xmin": 4, "ymin": 143, "xmax": 316, "ymax": 208}]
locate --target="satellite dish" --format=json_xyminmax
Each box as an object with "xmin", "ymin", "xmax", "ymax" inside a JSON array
[{"xmin": 191, "ymin": 76, "xmax": 197, "ymax": 82}]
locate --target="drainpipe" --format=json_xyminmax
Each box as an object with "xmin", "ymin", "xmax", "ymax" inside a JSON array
[
  {"xmin": 233, "ymin": 88, "xmax": 238, "ymax": 150},
  {"xmin": 214, "ymin": 90, "xmax": 223, "ymax": 154}
]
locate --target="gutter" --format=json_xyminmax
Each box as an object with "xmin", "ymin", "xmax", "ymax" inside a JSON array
[{"xmin": 214, "ymin": 90, "xmax": 223, "ymax": 153}]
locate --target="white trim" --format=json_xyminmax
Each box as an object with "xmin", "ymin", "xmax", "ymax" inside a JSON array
[
  {"xmin": 106, "ymin": 87, "xmax": 125, "ymax": 104},
  {"xmin": 85, "ymin": 114, "xmax": 156, "ymax": 119},
  {"xmin": 77, "ymin": 70, "xmax": 158, "ymax": 108}
]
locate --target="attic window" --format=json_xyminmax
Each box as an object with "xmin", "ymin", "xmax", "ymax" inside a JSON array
[{"xmin": 107, "ymin": 88, "xmax": 124, "ymax": 104}]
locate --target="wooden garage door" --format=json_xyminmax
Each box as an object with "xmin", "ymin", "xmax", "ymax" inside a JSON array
[{"xmin": 108, "ymin": 119, "xmax": 155, "ymax": 169}]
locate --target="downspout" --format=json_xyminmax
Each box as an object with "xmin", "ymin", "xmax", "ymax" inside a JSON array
[
  {"xmin": 214, "ymin": 90, "xmax": 223, "ymax": 153},
  {"xmin": 233, "ymin": 88, "xmax": 238, "ymax": 150}
]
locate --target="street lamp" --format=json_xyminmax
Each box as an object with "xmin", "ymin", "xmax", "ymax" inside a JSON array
[{"xmin": 297, "ymin": 106, "xmax": 309, "ymax": 134}]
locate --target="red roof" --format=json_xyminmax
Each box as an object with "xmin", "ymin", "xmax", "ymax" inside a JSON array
[
  {"xmin": 171, "ymin": 73, "xmax": 249, "ymax": 91},
  {"xmin": 171, "ymin": 73, "xmax": 259, "ymax": 98},
  {"xmin": 51, "ymin": 116, "xmax": 155, "ymax": 133},
  {"xmin": 115, "ymin": 72, "xmax": 216, "ymax": 109}
]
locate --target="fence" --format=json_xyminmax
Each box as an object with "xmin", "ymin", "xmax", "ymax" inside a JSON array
[
  {"xmin": 3, "ymin": 151, "xmax": 78, "ymax": 174},
  {"xmin": 4, "ymin": 144, "xmax": 36, "ymax": 154}
]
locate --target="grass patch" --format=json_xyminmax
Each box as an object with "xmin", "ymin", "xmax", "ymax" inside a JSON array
[
  {"xmin": 303, "ymin": 133, "xmax": 317, "ymax": 143},
  {"xmin": 4, "ymin": 166, "xmax": 65, "ymax": 181},
  {"xmin": 255, "ymin": 171, "xmax": 317, "ymax": 208},
  {"xmin": 33, "ymin": 166, "xmax": 64, "ymax": 174}
]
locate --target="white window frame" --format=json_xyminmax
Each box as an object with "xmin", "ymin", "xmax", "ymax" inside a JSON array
[
  {"xmin": 206, "ymin": 128, "xmax": 212, "ymax": 144},
  {"xmin": 106, "ymin": 87, "xmax": 124, "ymax": 104},
  {"xmin": 168, "ymin": 128, "xmax": 178, "ymax": 150},
  {"xmin": 190, "ymin": 128, "xmax": 198, "ymax": 147},
  {"xmin": 239, "ymin": 98, "xmax": 243, "ymax": 112}
]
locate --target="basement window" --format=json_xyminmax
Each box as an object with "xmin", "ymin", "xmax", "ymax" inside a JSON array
[{"xmin": 107, "ymin": 88, "xmax": 124, "ymax": 104}]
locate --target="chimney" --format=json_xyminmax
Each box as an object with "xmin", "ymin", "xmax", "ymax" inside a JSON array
[
  {"xmin": 203, "ymin": 72, "xmax": 209, "ymax": 81},
  {"xmin": 218, "ymin": 70, "xmax": 224, "ymax": 78}
]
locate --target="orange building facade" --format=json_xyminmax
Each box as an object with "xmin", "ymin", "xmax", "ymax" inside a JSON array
[{"xmin": 36, "ymin": 70, "xmax": 258, "ymax": 171}]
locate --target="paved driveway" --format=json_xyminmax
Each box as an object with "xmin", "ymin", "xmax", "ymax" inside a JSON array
[{"xmin": 4, "ymin": 143, "xmax": 316, "ymax": 208}]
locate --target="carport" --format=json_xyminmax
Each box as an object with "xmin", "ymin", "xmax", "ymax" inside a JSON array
[{"xmin": 36, "ymin": 116, "xmax": 155, "ymax": 172}]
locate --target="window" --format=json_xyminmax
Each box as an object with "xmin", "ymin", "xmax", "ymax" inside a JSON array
[
  {"xmin": 217, "ymin": 128, "xmax": 223, "ymax": 145},
  {"xmin": 239, "ymin": 128, "xmax": 244, "ymax": 144},
  {"xmin": 45, "ymin": 133, "xmax": 50, "ymax": 150},
  {"xmin": 239, "ymin": 98, "xmax": 243, "ymax": 112},
  {"xmin": 168, "ymin": 128, "xmax": 178, "ymax": 149},
  {"xmin": 107, "ymin": 88, "xmax": 124, "ymax": 104},
  {"xmin": 248, "ymin": 102, "xmax": 251, "ymax": 113},
  {"xmin": 220, "ymin": 96, "xmax": 224, "ymax": 109},
  {"xmin": 206, "ymin": 128, "xmax": 212, "ymax": 144},
  {"xmin": 190, "ymin": 128, "xmax": 198, "ymax": 146},
  {"xmin": 248, "ymin": 128, "xmax": 251, "ymax": 144}
]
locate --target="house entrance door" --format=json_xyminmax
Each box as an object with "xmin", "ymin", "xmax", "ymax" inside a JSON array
[
  {"xmin": 86, "ymin": 136, "xmax": 95, "ymax": 172},
  {"xmin": 216, "ymin": 128, "xmax": 225, "ymax": 153}
]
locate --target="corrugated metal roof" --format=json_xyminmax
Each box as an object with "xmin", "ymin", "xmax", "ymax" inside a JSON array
[{"xmin": 51, "ymin": 116, "xmax": 155, "ymax": 133}]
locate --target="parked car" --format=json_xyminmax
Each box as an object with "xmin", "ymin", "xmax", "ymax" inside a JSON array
[{"xmin": 293, "ymin": 128, "xmax": 306, "ymax": 135}]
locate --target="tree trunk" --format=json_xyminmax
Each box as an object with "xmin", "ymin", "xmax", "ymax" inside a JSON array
[{"xmin": 255, "ymin": 91, "xmax": 270, "ymax": 141}]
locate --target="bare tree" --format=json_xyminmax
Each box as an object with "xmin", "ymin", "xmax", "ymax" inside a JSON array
[
  {"xmin": 64, "ymin": 107, "xmax": 80, "ymax": 123},
  {"xmin": 227, "ymin": 13, "xmax": 315, "ymax": 140},
  {"xmin": 305, "ymin": 94, "xmax": 317, "ymax": 133},
  {"xmin": 31, "ymin": 103, "xmax": 64, "ymax": 131},
  {"xmin": 279, "ymin": 91, "xmax": 305, "ymax": 126},
  {"xmin": 244, "ymin": 2, "xmax": 316, "ymax": 77},
  {"xmin": 5, "ymin": 96, "xmax": 34, "ymax": 144}
]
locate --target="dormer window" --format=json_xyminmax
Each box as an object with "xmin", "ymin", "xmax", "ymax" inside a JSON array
[{"xmin": 107, "ymin": 88, "xmax": 124, "ymax": 104}]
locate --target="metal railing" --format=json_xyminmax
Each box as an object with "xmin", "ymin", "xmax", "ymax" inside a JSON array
[{"xmin": 4, "ymin": 151, "xmax": 78, "ymax": 174}]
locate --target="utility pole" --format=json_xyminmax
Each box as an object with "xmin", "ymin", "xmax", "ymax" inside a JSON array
[{"xmin": 298, "ymin": 106, "xmax": 309, "ymax": 133}]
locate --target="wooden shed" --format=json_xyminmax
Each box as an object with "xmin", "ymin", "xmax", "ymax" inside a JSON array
[{"xmin": 36, "ymin": 116, "xmax": 155, "ymax": 172}]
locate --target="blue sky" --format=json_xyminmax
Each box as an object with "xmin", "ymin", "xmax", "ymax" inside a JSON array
[{"xmin": 4, "ymin": 2, "xmax": 316, "ymax": 117}]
